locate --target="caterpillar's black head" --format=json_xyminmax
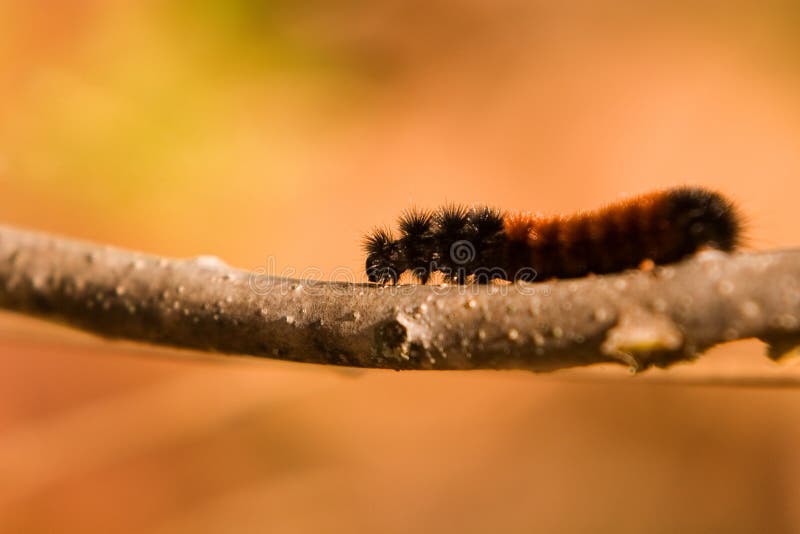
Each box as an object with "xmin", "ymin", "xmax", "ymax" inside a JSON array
[
  {"xmin": 665, "ymin": 187, "xmax": 741, "ymax": 251},
  {"xmin": 363, "ymin": 228, "xmax": 400, "ymax": 284}
]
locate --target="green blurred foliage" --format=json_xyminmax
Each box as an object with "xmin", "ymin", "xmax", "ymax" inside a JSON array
[{"xmin": 0, "ymin": 1, "xmax": 364, "ymax": 212}]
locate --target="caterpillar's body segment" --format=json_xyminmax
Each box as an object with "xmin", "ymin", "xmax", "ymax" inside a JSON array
[{"xmin": 363, "ymin": 187, "xmax": 742, "ymax": 285}]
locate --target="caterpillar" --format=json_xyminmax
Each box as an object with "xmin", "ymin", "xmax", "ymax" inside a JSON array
[{"xmin": 363, "ymin": 186, "xmax": 742, "ymax": 285}]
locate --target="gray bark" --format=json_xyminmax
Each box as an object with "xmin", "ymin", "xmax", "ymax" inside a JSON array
[{"xmin": 1, "ymin": 225, "xmax": 798, "ymax": 372}]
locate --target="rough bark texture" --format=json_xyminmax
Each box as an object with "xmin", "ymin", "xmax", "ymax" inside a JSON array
[{"xmin": 1, "ymin": 225, "xmax": 799, "ymax": 372}]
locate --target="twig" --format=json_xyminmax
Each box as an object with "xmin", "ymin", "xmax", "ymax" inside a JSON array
[{"xmin": 1, "ymin": 225, "xmax": 799, "ymax": 372}]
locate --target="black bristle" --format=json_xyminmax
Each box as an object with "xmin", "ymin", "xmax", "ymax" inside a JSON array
[
  {"xmin": 398, "ymin": 208, "xmax": 433, "ymax": 237},
  {"xmin": 664, "ymin": 187, "xmax": 741, "ymax": 253},
  {"xmin": 363, "ymin": 227, "xmax": 401, "ymax": 285},
  {"xmin": 363, "ymin": 227, "xmax": 394, "ymax": 254},
  {"xmin": 435, "ymin": 204, "xmax": 470, "ymax": 234},
  {"xmin": 397, "ymin": 208, "xmax": 435, "ymax": 284},
  {"xmin": 469, "ymin": 206, "xmax": 504, "ymax": 237},
  {"xmin": 468, "ymin": 206, "xmax": 506, "ymax": 283},
  {"xmin": 363, "ymin": 228, "xmax": 388, "ymax": 251},
  {"xmin": 433, "ymin": 205, "xmax": 473, "ymax": 283}
]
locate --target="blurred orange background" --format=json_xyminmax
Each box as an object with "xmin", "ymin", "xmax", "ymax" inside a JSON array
[{"xmin": 2, "ymin": 1, "xmax": 800, "ymax": 532}]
